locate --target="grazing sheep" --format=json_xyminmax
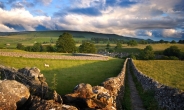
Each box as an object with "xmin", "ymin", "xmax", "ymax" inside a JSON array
[{"xmin": 44, "ymin": 64, "xmax": 49, "ymax": 67}]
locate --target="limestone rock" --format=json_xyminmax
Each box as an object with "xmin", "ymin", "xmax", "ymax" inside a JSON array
[
  {"xmin": 102, "ymin": 77, "xmax": 121, "ymax": 96},
  {"xmin": 62, "ymin": 104, "xmax": 78, "ymax": 110},
  {"xmin": 18, "ymin": 67, "xmax": 43, "ymax": 81},
  {"xmin": 18, "ymin": 67, "xmax": 47, "ymax": 86},
  {"xmin": 26, "ymin": 95, "xmax": 62, "ymax": 110},
  {"xmin": 0, "ymin": 80, "xmax": 30, "ymax": 110},
  {"xmin": 64, "ymin": 83, "xmax": 114, "ymax": 109}
]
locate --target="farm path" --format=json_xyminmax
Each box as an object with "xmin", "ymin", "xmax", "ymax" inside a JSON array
[{"xmin": 127, "ymin": 61, "xmax": 145, "ymax": 110}]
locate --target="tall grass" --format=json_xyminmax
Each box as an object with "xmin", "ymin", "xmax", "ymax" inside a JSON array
[
  {"xmin": 133, "ymin": 60, "xmax": 184, "ymax": 91},
  {"xmin": 0, "ymin": 56, "xmax": 124, "ymax": 95}
]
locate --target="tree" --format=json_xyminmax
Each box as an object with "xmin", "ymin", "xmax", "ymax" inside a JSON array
[
  {"xmin": 114, "ymin": 42, "xmax": 122, "ymax": 52},
  {"xmin": 24, "ymin": 46, "xmax": 33, "ymax": 52},
  {"xmin": 159, "ymin": 39, "xmax": 164, "ymax": 43},
  {"xmin": 127, "ymin": 40, "xmax": 138, "ymax": 46},
  {"xmin": 139, "ymin": 40, "xmax": 148, "ymax": 44},
  {"xmin": 46, "ymin": 45, "xmax": 56, "ymax": 52},
  {"xmin": 170, "ymin": 40, "xmax": 176, "ymax": 44},
  {"xmin": 106, "ymin": 42, "xmax": 110, "ymax": 50},
  {"xmin": 16, "ymin": 43, "xmax": 25, "ymax": 50},
  {"xmin": 79, "ymin": 42, "xmax": 97, "ymax": 53},
  {"xmin": 139, "ymin": 45, "xmax": 155, "ymax": 60},
  {"xmin": 115, "ymin": 42, "xmax": 122, "ymax": 49},
  {"xmin": 163, "ymin": 46, "xmax": 181, "ymax": 58},
  {"xmin": 178, "ymin": 40, "xmax": 184, "ymax": 44},
  {"xmin": 56, "ymin": 32, "xmax": 76, "ymax": 53},
  {"xmin": 32, "ymin": 43, "xmax": 42, "ymax": 52}
]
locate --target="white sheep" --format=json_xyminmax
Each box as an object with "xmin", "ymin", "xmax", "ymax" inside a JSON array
[{"xmin": 44, "ymin": 64, "xmax": 49, "ymax": 67}]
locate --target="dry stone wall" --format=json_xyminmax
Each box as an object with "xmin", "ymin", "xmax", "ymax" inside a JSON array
[
  {"xmin": 0, "ymin": 58, "xmax": 128, "ymax": 110},
  {"xmin": 0, "ymin": 52, "xmax": 108, "ymax": 60},
  {"xmin": 129, "ymin": 59, "xmax": 184, "ymax": 110},
  {"xmin": 63, "ymin": 58, "xmax": 128, "ymax": 110}
]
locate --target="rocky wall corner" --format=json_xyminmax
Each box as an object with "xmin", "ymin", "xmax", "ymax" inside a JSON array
[{"xmin": 129, "ymin": 59, "xmax": 184, "ymax": 110}]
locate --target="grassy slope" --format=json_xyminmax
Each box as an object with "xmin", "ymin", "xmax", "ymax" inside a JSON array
[
  {"xmin": 0, "ymin": 56, "xmax": 124, "ymax": 95},
  {"xmin": 0, "ymin": 31, "xmax": 143, "ymax": 48},
  {"xmin": 133, "ymin": 60, "xmax": 184, "ymax": 91},
  {"xmin": 1, "ymin": 31, "xmax": 184, "ymax": 53}
]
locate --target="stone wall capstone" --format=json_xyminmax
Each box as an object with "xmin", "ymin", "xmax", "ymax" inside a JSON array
[{"xmin": 129, "ymin": 59, "xmax": 184, "ymax": 110}]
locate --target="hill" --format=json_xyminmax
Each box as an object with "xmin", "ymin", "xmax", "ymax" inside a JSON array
[
  {"xmin": 0, "ymin": 30, "xmax": 152, "ymax": 41},
  {"xmin": 0, "ymin": 30, "xmax": 154, "ymax": 49}
]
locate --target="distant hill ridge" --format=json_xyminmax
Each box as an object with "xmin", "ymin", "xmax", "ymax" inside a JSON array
[{"xmin": 0, "ymin": 30, "xmax": 153, "ymax": 42}]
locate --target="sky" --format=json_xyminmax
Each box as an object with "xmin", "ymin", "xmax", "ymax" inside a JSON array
[{"xmin": 0, "ymin": 0, "xmax": 184, "ymax": 41}]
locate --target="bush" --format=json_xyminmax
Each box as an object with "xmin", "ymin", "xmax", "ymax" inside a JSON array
[
  {"xmin": 139, "ymin": 45, "xmax": 155, "ymax": 60},
  {"xmin": 127, "ymin": 40, "xmax": 138, "ymax": 46},
  {"xmin": 79, "ymin": 42, "xmax": 97, "ymax": 53},
  {"xmin": 129, "ymin": 54, "xmax": 136, "ymax": 60},
  {"xmin": 16, "ymin": 43, "xmax": 25, "ymax": 50},
  {"xmin": 163, "ymin": 46, "xmax": 181, "ymax": 58}
]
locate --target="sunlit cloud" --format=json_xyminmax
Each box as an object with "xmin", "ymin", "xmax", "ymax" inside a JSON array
[{"xmin": 0, "ymin": 0, "xmax": 183, "ymax": 40}]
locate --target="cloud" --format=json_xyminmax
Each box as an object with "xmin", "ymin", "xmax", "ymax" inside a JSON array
[
  {"xmin": 37, "ymin": 0, "xmax": 52, "ymax": 6},
  {"xmin": 11, "ymin": 1, "xmax": 34, "ymax": 9},
  {"xmin": 70, "ymin": 0, "xmax": 105, "ymax": 8},
  {"xmin": 69, "ymin": 7, "xmax": 102, "ymax": 16},
  {"xmin": 0, "ymin": 8, "xmax": 51, "ymax": 31},
  {"xmin": 55, "ymin": 0, "xmax": 183, "ymax": 38},
  {"xmin": 0, "ymin": 0, "xmax": 183, "ymax": 40},
  {"xmin": 33, "ymin": 9, "xmax": 47, "ymax": 16},
  {"xmin": 0, "ymin": 23, "xmax": 16, "ymax": 32},
  {"xmin": 163, "ymin": 29, "xmax": 176, "ymax": 36},
  {"xmin": 162, "ymin": 29, "xmax": 182, "ymax": 38},
  {"xmin": 145, "ymin": 31, "xmax": 152, "ymax": 37},
  {"xmin": 118, "ymin": 0, "xmax": 137, "ymax": 7},
  {"xmin": 12, "ymin": 2, "xmax": 24, "ymax": 9},
  {"xmin": 22, "ymin": 0, "xmax": 35, "ymax": 8}
]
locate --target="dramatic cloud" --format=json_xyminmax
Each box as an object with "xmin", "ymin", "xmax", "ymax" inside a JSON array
[
  {"xmin": 0, "ymin": 23, "xmax": 16, "ymax": 32},
  {"xmin": 162, "ymin": 29, "xmax": 182, "ymax": 38},
  {"xmin": 0, "ymin": 0, "xmax": 184, "ymax": 41},
  {"xmin": 0, "ymin": 8, "xmax": 51, "ymax": 31}
]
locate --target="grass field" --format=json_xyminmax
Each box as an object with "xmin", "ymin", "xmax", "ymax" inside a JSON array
[
  {"xmin": 0, "ymin": 56, "xmax": 124, "ymax": 95},
  {"xmin": 1, "ymin": 31, "xmax": 184, "ymax": 53},
  {"xmin": 133, "ymin": 60, "xmax": 184, "ymax": 91},
  {"xmin": 96, "ymin": 43, "xmax": 184, "ymax": 53}
]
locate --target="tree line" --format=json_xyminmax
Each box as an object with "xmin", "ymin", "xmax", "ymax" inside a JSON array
[
  {"xmin": 17, "ymin": 32, "xmax": 97, "ymax": 53},
  {"xmin": 129, "ymin": 45, "xmax": 184, "ymax": 60}
]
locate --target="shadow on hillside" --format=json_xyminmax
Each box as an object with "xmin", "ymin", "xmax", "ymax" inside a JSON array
[{"xmin": 41, "ymin": 59, "xmax": 124, "ymax": 95}]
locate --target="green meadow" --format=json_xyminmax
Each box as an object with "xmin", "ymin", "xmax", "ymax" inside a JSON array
[
  {"xmin": 0, "ymin": 55, "xmax": 124, "ymax": 95},
  {"xmin": 133, "ymin": 60, "xmax": 184, "ymax": 91},
  {"xmin": 87, "ymin": 43, "xmax": 184, "ymax": 53}
]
